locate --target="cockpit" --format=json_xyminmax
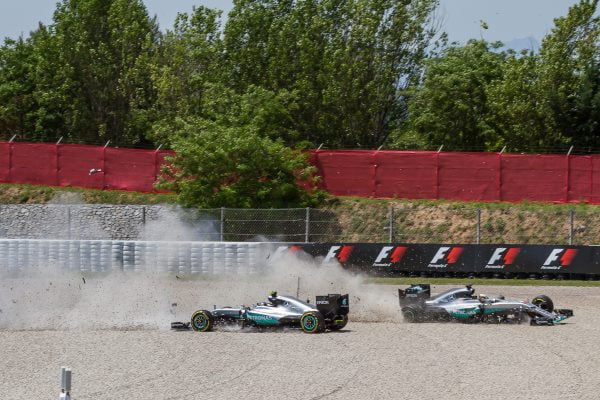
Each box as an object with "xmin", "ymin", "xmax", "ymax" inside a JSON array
[{"xmin": 428, "ymin": 287, "xmax": 475, "ymax": 304}]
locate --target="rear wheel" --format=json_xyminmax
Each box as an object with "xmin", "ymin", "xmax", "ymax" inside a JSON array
[
  {"xmin": 191, "ymin": 310, "xmax": 214, "ymax": 332},
  {"xmin": 328, "ymin": 315, "xmax": 348, "ymax": 331},
  {"xmin": 300, "ymin": 311, "xmax": 325, "ymax": 333},
  {"xmin": 532, "ymin": 295, "xmax": 554, "ymax": 312},
  {"xmin": 402, "ymin": 307, "xmax": 420, "ymax": 323}
]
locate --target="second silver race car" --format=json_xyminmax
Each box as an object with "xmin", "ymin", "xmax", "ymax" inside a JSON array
[{"xmin": 399, "ymin": 284, "xmax": 573, "ymax": 325}]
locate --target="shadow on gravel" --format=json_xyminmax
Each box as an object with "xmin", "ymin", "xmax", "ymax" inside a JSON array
[{"xmin": 169, "ymin": 327, "xmax": 355, "ymax": 334}]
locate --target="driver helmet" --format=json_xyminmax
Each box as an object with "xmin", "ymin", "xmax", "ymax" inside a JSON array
[
  {"xmin": 478, "ymin": 294, "xmax": 488, "ymax": 301},
  {"xmin": 268, "ymin": 291, "xmax": 278, "ymax": 304}
]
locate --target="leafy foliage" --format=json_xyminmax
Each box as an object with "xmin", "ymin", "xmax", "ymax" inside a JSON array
[
  {"xmin": 161, "ymin": 124, "xmax": 323, "ymax": 208},
  {"xmin": 394, "ymin": 0, "xmax": 600, "ymax": 152},
  {"xmin": 393, "ymin": 40, "xmax": 507, "ymax": 150},
  {"xmin": 3, "ymin": 0, "xmax": 600, "ymax": 206},
  {"xmin": 0, "ymin": 0, "xmax": 158, "ymax": 145},
  {"xmin": 221, "ymin": 0, "xmax": 439, "ymax": 148}
]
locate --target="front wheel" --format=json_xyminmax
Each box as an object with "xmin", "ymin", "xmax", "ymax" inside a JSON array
[
  {"xmin": 191, "ymin": 310, "xmax": 214, "ymax": 332},
  {"xmin": 532, "ymin": 295, "xmax": 554, "ymax": 312},
  {"xmin": 328, "ymin": 315, "xmax": 348, "ymax": 331},
  {"xmin": 300, "ymin": 311, "xmax": 325, "ymax": 333}
]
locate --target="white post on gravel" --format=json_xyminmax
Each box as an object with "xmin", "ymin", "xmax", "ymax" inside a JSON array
[{"xmin": 59, "ymin": 366, "xmax": 72, "ymax": 400}]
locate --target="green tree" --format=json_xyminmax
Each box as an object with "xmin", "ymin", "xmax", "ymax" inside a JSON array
[
  {"xmin": 487, "ymin": 0, "xmax": 600, "ymax": 150},
  {"xmin": 485, "ymin": 51, "xmax": 557, "ymax": 150},
  {"xmin": 222, "ymin": 0, "xmax": 439, "ymax": 148},
  {"xmin": 160, "ymin": 84, "xmax": 323, "ymax": 208},
  {"xmin": 150, "ymin": 6, "xmax": 222, "ymax": 144},
  {"xmin": 539, "ymin": 0, "xmax": 600, "ymax": 146},
  {"xmin": 392, "ymin": 40, "xmax": 507, "ymax": 150},
  {"xmin": 37, "ymin": 0, "xmax": 158, "ymax": 145},
  {"xmin": 570, "ymin": 62, "xmax": 600, "ymax": 147},
  {"xmin": 162, "ymin": 125, "xmax": 321, "ymax": 209},
  {"xmin": 0, "ymin": 36, "xmax": 36, "ymax": 139}
]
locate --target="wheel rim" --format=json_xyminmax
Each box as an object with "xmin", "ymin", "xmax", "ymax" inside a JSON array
[
  {"xmin": 303, "ymin": 315, "xmax": 317, "ymax": 331},
  {"xmin": 193, "ymin": 313, "xmax": 208, "ymax": 330}
]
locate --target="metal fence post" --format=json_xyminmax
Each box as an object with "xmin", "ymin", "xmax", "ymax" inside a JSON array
[
  {"xmin": 305, "ymin": 207, "xmax": 310, "ymax": 243},
  {"xmin": 569, "ymin": 209, "xmax": 574, "ymax": 245},
  {"xmin": 220, "ymin": 207, "xmax": 225, "ymax": 242},
  {"xmin": 389, "ymin": 206, "xmax": 394, "ymax": 243},
  {"xmin": 476, "ymin": 208, "xmax": 481, "ymax": 244}
]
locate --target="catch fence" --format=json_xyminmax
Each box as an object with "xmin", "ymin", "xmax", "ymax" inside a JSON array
[{"xmin": 1, "ymin": 205, "xmax": 599, "ymax": 245}]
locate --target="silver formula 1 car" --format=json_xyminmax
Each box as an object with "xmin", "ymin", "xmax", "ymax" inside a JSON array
[
  {"xmin": 171, "ymin": 291, "xmax": 349, "ymax": 333},
  {"xmin": 398, "ymin": 284, "xmax": 573, "ymax": 325}
]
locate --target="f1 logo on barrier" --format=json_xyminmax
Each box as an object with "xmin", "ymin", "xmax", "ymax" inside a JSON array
[
  {"xmin": 272, "ymin": 245, "xmax": 302, "ymax": 258},
  {"xmin": 373, "ymin": 246, "xmax": 408, "ymax": 267},
  {"xmin": 541, "ymin": 248, "xmax": 578, "ymax": 270},
  {"xmin": 485, "ymin": 247, "xmax": 521, "ymax": 269},
  {"xmin": 428, "ymin": 246, "xmax": 463, "ymax": 269},
  {"xmin": 324, "ymin": 245, "xmax": 354, "ymax": 264}
]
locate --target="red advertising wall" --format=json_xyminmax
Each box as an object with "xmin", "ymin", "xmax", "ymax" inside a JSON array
[{"xmin": 1, "ymin": 141, "xmax": 600, "ymax": 204}]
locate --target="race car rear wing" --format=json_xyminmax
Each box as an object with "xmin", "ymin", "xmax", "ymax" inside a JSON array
[
  {"xmin": 316, "ymin": 294, "xmax": 349, "ymax": 318},
  {"xmin": 398, "ymin": 284, "xmax": 431, "ymax": 307}
]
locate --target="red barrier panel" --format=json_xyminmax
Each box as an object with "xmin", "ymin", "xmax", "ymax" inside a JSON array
[
  {"xmin": 316, "ymin": 150, "xmax": 375, "ymax": 196},
  {"xmin": 105, "ymin": 148, "xmax": 158, "ymax": 192},
  {"xmin": 375, "ymin": 151, "xmax": 437, "ymax": 199},
  {"xmin": 310, "ymin": 150, "xmax": 598, "ymax": 204},
  {"xmin": 501, "ymin": 154, "xmax": 567, "ymax": 202},
  {"xmin": 2, "ymin": 141, "xmax": 600, "ymax": 204},
  {"xmin": 0, "ymin": 143, "xmax": 9, "ymax": 182},
  {"xmin": 590, "ymin": 156, "xmax": 600, "ymax": 203},
  {"xmin": 10, "ymin": 143, "xmax": 57, "ymax": 185},
  {"xmin": 58, "ymin": 144, "xmax": 104, "ymax": 189},
  {"xmin": 568, "ymin": 156, "xmax": 591, "ymax": 202},
  {"xmin": 437, "ymin": 152, "xmax": 499, "ymax": 201}
]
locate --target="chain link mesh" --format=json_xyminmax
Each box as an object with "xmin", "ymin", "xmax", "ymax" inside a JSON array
[{"xmin": 2, "ymin": 204, "xmax": 600, "ymax": 244}]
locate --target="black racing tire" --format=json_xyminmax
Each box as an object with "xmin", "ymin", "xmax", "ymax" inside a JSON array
[
  {"xmin": 300, "ymin": 311, "xmax": 325, "ymax": 333},
  {"xmin": 328, "ymin": 315, "xmax": 348, "ymax": 331},
  {"xmin": 402, "ymin": 307, "xmax": 420, "ymax": 323},
  {"xmin": 532, "ymin": 295, "xmax": 554, "ymax": 312},
  {"xmin": 191, "ymin": 310, "xmax": 214, "ymax": 332}
]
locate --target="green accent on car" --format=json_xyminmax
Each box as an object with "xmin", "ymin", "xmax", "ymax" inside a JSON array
[
  {"xmin": 483, "ymin": 308, "xmax": 505, "ymax": 315},
  {"xmin": 553, "ymin": 315, "xmax": 567, "ymax": 324},
  {"xmin": 246, "ymin": 312, "xmax": 280, "ymax": 326},
  {"xmin": 451, "ymin": 307, "xmax": 479, "ymax": 319}
]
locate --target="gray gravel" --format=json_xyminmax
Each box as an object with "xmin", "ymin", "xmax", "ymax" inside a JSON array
[{"xmin": 1, "ymin": 284, "xmax": 599, "ymax": 399}]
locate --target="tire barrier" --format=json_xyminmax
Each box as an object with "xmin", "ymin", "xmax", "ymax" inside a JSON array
[
  {"xmin": 2, "ymin": 240, "xmax": 599, "ymax": 279},
  {"xmin": 0, "ymin": 239, "xmax": 263, "ymax": 274}
]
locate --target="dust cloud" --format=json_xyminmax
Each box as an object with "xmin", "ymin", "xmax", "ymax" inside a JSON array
[
  {"xmin": 0, "ymin": 247, "xmax": 401, "ymax": 331},
  {"xmin": 0, "ymin": 201, "xmax": 401, "ymax": 331}
]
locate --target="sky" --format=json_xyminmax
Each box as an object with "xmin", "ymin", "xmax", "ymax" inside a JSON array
[{"xmin": 0, "ymin": 0, "xmax": 582, "ymax": 45}]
